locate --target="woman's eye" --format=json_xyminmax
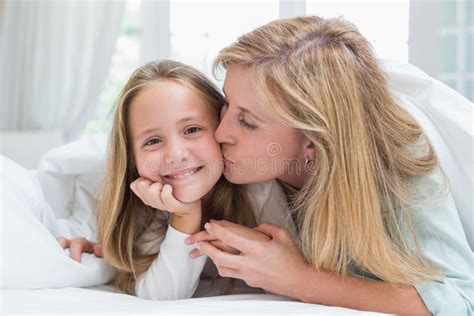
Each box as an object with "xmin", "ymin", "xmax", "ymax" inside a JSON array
[
  {"xmin": 144, "ymin": 138, "xmax": 162, "ymax": 146},
  {"xmin": 238, "ymin": 113, "xmax": 257, "ymax": 131},
  {"xmin": 185, "ymin": 126, "xmax": 202, "ymax": 134}
]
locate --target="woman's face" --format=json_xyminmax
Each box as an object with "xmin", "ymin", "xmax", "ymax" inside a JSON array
[
  {"xmin": 216, "ymin": 66, "xmax": 308, "ymax": 186},
  {"xmin": 129, "ymin": 80, "xmax": 224, "ymax": 203}
]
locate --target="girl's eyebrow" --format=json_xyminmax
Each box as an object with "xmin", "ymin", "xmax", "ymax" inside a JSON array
[
  {"xmin": 136, "ymin": 116, "xmax": 205, "ymax": 140},
  {"xmin": 136, "ymin": 127, "xmax": 160, "ymax": 140}
]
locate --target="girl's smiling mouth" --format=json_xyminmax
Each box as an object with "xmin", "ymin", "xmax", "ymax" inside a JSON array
[{"xmin": 164, "ymin": 166, "xmax": 204, "ymax": 180}]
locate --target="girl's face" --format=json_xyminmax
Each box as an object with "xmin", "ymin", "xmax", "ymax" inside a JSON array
[
  {"xmin": 129, "ymin": 80, "xmax": 224, "ymax": 203},
  {"xmin": 215, "ymin": 66, "xmax": 309, "ymax": 188}
]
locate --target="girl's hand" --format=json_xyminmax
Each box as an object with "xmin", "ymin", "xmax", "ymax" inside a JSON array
[
  {"xmin": 130, "ymin": 177, "xmax": 200, "ymax": 216},
  {"xmin": 186, "ymin": 220, "xmax": 270, "ymax": 256},
  {"xmin": 56, "ymin": 236, "xmax": 103, "ymax": 263},
  {"xmin": 188, "ymin": 221, "xmax": 310, "ymax": 298}
]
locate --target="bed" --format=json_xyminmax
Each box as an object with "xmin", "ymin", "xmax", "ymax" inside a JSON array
[
  {"xmin": 0, "ymin": 136, "xmax": 385, "ymax": 315},
  {"xmin": 1, "ymin": 61, "xmax": 472, "ymax": 315},
  {"xmin": 3, "ymin": 286, "xmax": 386, "ymax": 315}
]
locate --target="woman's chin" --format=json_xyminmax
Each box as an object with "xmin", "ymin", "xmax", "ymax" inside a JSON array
[{"xmin": 223, "ymin": 168, "xmax": 268, "ymax": 184}]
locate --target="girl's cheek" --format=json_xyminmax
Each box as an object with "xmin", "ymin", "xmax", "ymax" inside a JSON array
[
  {"xmin": 201, "ymin": 134, "xmax": 223, "ymax": 159},
  {"xmin": 135, "ymin": 154, "xmax": 164, "ymax": 180}
]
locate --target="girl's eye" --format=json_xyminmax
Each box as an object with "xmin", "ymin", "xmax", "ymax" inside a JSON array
[
  {"xmin": 144, "ymin": 138, "xmax": 162, "ymax": 146},
  {"xmin": 184, "ymin": 126, "xmax": 202, "ymax": 134},
  {"xmin": 238, "ymin": 112, "xmax": 257, "ymax": 131}
]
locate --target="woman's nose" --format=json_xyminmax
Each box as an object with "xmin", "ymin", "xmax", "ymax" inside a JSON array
[{"xmin": 215, "ymin": 107, "xmax": 236, "ymax": 145}]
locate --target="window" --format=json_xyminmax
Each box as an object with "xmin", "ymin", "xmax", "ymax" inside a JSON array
[
  {"xmin": 86, "ymin": 1, "xmax": 469, "ymax": 137},
  {"xmin": 437, "ymin": 0, "xmax": 473, "ymax": 101},
  {"xmin": 82, "ymin": 1, "xmax": 279, "ymax": 136},
  {"xmin": 169, "ymin": 1, "xmax": 279, "ymax": 83},
  {"xmin": 306, "ymin": 0, "xmax": 410, "ymax": 62},
  {"xmin": 81, "ymin": 1, "xmax": 141, "ymax": 136},
  {"xmin": 409, "ymin": 0, "xmax": 473, "ymax": 101}
]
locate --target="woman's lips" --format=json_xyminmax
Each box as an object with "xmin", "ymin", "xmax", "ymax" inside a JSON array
[{"xmin": 223, "ymin": 158, "xmax": 234, "ymax": 166}]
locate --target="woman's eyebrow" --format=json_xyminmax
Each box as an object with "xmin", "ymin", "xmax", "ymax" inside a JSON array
[
  {"xmin": 238, "ymin": 106, "xmax": 265, "ymax": 123},
  {"xmin": 223, "ymin": 87, "xmax": 265, "ymax": 123}
]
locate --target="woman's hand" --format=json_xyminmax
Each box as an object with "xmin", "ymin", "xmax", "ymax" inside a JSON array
[
  {"xmin": 130, "ymin": 177, "xmax": 200, "ymax": 216},
  {"xmin": 56, "ymin": 236, "xmax": 102, "ymax": 263},
  {"xmin": 186, "ymin": 221, "xmax": 310, "ymax": 298},
  {"xmin": 186, "ymin": 220, "xmax": 271, "ymax": 255}
]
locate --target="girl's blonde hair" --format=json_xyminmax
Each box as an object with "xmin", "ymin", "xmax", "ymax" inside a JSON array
[
  {"xmin": 97, "ymin": 60, "xmax": 256, "ymax": 294},
  {"xmin": 214, "ymin": 16, "xmax": 443, "ymax": 285}
]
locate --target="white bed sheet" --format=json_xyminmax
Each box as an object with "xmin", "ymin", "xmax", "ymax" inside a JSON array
[{"xmin": 1, "ymin": 286, "xmax": 386, "ymax": 315}]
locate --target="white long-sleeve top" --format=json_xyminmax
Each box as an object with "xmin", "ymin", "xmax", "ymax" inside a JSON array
[
  {"xmin": 134, "ymin": 225, "xmax": 207, "ymax": 300},
  {"xmin": 134, "ymin": 180, "xmax": 296, "ymax": 300}
]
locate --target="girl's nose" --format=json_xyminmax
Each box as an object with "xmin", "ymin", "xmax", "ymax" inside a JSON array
[{"xmin": 164, "ymin": 139, "xmax": 189, "ymax": 165}]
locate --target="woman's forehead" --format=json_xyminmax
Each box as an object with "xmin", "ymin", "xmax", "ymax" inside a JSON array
[{"xmin": 223, "ymin": 66, "xmax": 276, "ymax": 122}]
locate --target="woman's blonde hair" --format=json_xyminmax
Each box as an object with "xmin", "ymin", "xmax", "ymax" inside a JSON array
[
  {"xmin": 214, "ymin": 16, "xmax": 444, "ymax": 285},
  {"xmin": 97, "ymin": 60, "xmax": 256, "ymax": 294}
]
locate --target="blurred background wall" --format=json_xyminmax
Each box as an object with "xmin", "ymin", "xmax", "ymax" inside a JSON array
[{"xmin": 0, "ymin": 0, "xmax": 472, "ymax": 168}]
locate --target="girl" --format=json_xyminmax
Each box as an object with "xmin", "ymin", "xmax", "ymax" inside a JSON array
[
  {"xmin": 186, "ymin": 16, "xmax": 473, "ymax": 315},
  {"xmin": 58, "ymin": 60, "xmax": 282, "ymax": 300}
]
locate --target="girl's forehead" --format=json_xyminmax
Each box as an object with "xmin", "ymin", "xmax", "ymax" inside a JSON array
[
  {"xmin": 133, "ymin": 81, "xmax": 203, "ymax": 108},
  {"xmin": 129, "ymin": 81, "xmax": 217, "ymax": 131}
]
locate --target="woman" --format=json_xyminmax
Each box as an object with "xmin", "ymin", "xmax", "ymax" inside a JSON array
[
  {"xmin": 62, "ymin": 16, "xmax": 473, "ymax": 314},
  {"xmin": 185, "ymin": 16, "xmax": 473, "ymax": 315}
]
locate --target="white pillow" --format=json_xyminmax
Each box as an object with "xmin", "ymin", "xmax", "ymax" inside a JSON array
[
  {"xmin": 36, "ymin": 133, "xmax": 108, "ymax": 241},
  {"xmin": 1, "ymin": 155, "xmax": 116, "ymax": 289},
  {"xmin": 383, "ymin": 59, "xmax": 473, "ymax": 250}
]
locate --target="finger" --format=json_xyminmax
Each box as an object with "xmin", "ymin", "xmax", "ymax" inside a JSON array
[
  {"xmin": 137, "ymin": 179, "xmax": 153, "ymax": 204},
  {"xmin": 185, "ymin": 230, "xmax": 217, "ymax": 245},
  {"xmin": 132, "ymin": 179, "xmax": 168, "ymax": 211},
  {"xmin": 255, "ymin": 222, "xmax": 290, "ymax": 241},
  {"xmin": 149, "ymin": 181, "xmax": 163, "ymax": 193},
  {"xmin": 209, "ymin": 219, "xmax": 228, "ymax": 224},
  {"xmin": 148, "ymin": 182, "xmax": 166, "ymax": 210},
  {"xmin": 209, "ymin": 219, "xmax": 238, "ymax": 228},
  {"xmin": 210, "ymin": 240, "xmax": 240, "ymax": 255},
  {"xmin": 93, "ymin": 244, "xmax": 103, "ymax": 258},
  {"xmin": 130, "ymin": 179, "xmax": 147, "ymax": 202},
  {"xmin": 204, "ymin": 222, "xmax": 253, "ymax": 253},
  {"xmin": 69, "ymin": 238, "xmax": 94, "ymax": 263},
  {"xmin": 130, "ymin": 177, "xmax": 151, "ymax": 194},
  {"xmin": 217, "ymin": 266, "xmax": 241, "ymax": 279},
  {"xmin": 197, "ymin": 241, "xmax": 241, "ymax": 270},
  {"xmin": 189, "ymin": 248, "xmax": 203, "ymax": 259},
  {"xmin": 129, "ymin": 178, "xmax": 140, "ymax": 192},
  {"xmin": 161, "ymin": 184, "xmax": 183, "ymax": 212},
  {"xmin": 56, "ymin": 236, "xmax": 70, "ymax": 249}
]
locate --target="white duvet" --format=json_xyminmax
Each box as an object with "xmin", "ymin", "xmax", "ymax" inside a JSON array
[
  {"xmin": 0, "ymin": 60, "xmax": 472, "ymax": 315},
  {"xmin": 3, "ymin": 287, "xmax": 386, "ymax": 315}
]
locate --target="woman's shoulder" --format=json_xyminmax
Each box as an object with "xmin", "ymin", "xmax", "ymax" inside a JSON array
[
  {"xmin": 246, "ymin": 180, "xmax": 298, "ymax": 239},
  {"xmin": 406, "ymin": 168, "xmax": 450, "ymax": 221},
  {"xmin": 246, "ymin": 179, "xmax": 287, "ymax": 212},
  {"xmin": 405, "ymin": 168, "xmax": 472, "ymax": 251}
]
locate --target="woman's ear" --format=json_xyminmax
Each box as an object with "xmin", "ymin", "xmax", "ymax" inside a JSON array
[{"xmin": 302, "ymin": 137, "xmax": 316, "ymax": 161}]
